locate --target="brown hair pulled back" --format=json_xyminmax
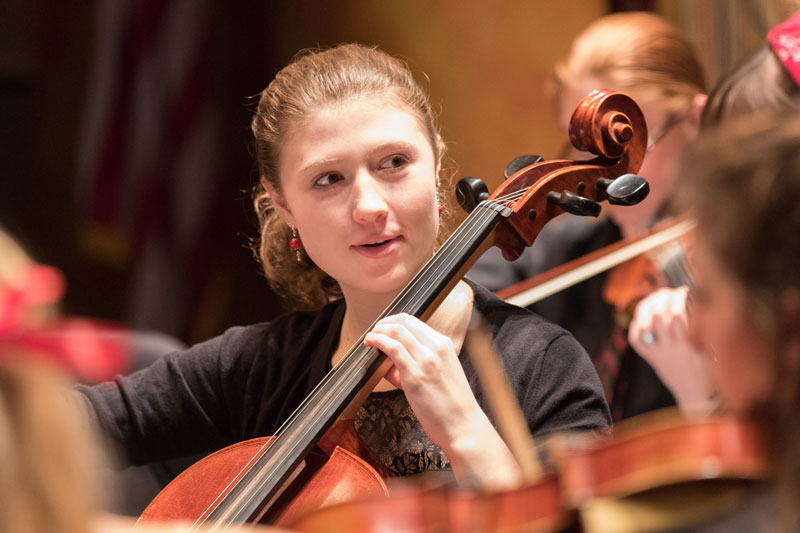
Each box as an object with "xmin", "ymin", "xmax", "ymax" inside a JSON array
[
  {"xmin": 678, "ymin": 115, "xmax": 800, "ymax": 532},
  {"xmin": 251, "ymin": 44, "xmax": 450, "ymax": 309},
  {"xmin": 554, "ymin": 12, "xmax": 706, "ymax": 116}
]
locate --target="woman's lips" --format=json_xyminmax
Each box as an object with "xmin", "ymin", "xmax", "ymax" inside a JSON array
[{"xmin": 353, "ymin": 236, "xmax": 401, "ymax": 257}]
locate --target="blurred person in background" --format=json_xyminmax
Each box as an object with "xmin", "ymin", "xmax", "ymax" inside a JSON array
[
  {"xmin": 469, "ymin": 11, "xmax": 707, "ymax": 421},
  {"xmin": 669, "ymin": 113, "xmax": 800, "ymax": 532},
  {"xmin": 0, "ymin": 224, "xmax": 190, "ymax": 515},
  {"xmin": 628, "ymin": 9, "xmax": 800, "ymax": 416}
]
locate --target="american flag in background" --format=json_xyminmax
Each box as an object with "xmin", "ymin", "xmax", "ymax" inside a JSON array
[{"xmin": 75, "ymin": 0, "xmax": 223, "ymax": 340}]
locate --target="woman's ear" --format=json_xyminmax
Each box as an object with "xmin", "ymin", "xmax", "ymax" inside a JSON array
[
  {"xmin": 686, "ymin": 93, "xmax": 708, "ymax": 136},
  {"xmin": 263, "ymin": 179, "xmax": 296, "ymax": 227}
]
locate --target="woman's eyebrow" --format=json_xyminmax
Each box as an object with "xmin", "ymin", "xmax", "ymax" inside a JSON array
[
  {"xmin": 299, "ymin": 141, "xmax": 419, "ymax": 174},
  {"xmin": 300, "ymin": 157, "xmax": 343, "ymax": 175},
  {"xmin": 371, "ymin": 141, "xmax": 416, "ymax": 154}
]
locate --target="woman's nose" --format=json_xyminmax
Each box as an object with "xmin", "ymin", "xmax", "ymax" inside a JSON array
[{"xmin": 351, "ymin": 172, "xmax": 388, "ymax": 223}]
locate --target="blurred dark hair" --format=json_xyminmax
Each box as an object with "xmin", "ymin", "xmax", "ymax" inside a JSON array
[
  {"xmin": 678, "ymin": 114, "xmax": 800, "ymax": 532},
  {"xmin": 701, "ymin": 46, "xmax": 800, "ymax": 130}
]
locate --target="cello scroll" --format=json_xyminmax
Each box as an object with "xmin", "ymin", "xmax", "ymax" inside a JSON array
[{"xmin": 479, "ymin": 90, "xmax": 650, "ymax": 260}]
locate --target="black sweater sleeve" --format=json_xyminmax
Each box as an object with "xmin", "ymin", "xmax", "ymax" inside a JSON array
[
  {"xmin": 464, "ymin": 280, "xmax": 611, "ymax": 436},
  {"xmin": 523, "ymin": 332, "xmax": 611, "ymax": 434},
  {"xmin": 76, "ymin": 327, "xmax": 257, "ymax": 465},
  {"xmin": 75, "ymin": 304, "xmax": 344, "ymax": 466}
]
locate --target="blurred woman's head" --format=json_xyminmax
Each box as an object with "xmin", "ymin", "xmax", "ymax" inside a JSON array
[
  {"xmin": 0, "ymin": 356, "xmax": 98, "ymax": 533},
  {"xmin": 554, "ymin": 12, "xmax": 706, "ymax": 234},
  {"xmin": 701, "ymin": 14, "xmax": 800, "ymax": 131},
  {"xmin": 680, "ymin": 115, "xmax": 800, "ymax": 415},
  {"xmin": 678, "ymin": 115, "xmax": 800, "ymax": 530}
]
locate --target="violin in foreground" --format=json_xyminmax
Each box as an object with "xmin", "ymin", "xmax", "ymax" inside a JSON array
[
  {"xmin": 138, "ymin": 90, "xmax": 650, "ymax": 529},
  {"xmin": 289, "ymin": 412, "xmax": 768, "ymax": 533}
]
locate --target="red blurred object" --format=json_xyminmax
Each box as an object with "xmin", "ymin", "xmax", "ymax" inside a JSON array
[{"xmin": 0, "ymin": 263, "xmax": 130, "ymax": 382}]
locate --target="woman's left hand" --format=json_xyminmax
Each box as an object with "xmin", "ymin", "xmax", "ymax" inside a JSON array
[
  {"xmin": 364, "ymin": 313, "xmax": 521, "ymax": 488},
  {"xmin": 364, "ymin": 313, "xmax": 484, "ymax": 448},
  {"xmin": 629, "ymin": 287, "xmax": 717, "ymax": 414}
]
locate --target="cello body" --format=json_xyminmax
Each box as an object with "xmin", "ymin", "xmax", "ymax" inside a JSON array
[{"xmin": 140, "ymin": 422, "xmax": 389, "ymax": 526}]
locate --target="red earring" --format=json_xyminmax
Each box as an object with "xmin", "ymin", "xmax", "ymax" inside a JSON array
[
  {"xmin": 437, "ymin": 204, "xmax": 443, "ymax": 214},
  {"xmin": 289, "ymin": 227, "xmax": 302, "ymax": 262}
]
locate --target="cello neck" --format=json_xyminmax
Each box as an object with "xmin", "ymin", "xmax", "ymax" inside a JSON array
[{"xmin": 203, "ymin": 200, "xmax": 512, "ymax": 525}]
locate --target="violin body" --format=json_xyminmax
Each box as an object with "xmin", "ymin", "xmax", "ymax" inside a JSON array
[
  {"xmin": 602, "ymin": 219, "xmax": 696, "ymax": 321},
  {"xmin": 562, "ymin": 414, "xmax": 768, "ymax": 533},
  {"xmin": 559, "ymin": 414, "xmax": 767, "ymax": 505},
  {"xmin": 290, "ymin": 474, "xmax": 570, "ymax": 533},
  {"xmin": 140, "ymin": 422, "xmax": 388, "ymax": 526},
  {"xmin": 289, "ymin": 414, "xmax": 768, "ymax": 533}
]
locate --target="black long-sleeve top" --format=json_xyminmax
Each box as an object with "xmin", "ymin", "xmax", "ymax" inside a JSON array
[{"xmin": 77, "ymin": 281, "xmax": 610, "ymax": 471}]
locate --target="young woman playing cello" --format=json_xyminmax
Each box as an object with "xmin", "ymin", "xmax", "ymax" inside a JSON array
[{"xmin": 75, "ymin": 43, "xmax": 609, "ymax": 521}]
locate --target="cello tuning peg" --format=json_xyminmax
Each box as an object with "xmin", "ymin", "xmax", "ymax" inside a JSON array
[
  {"xmin": 547, "ymin": 190, "xmax": 601, "ymax": 217},
  {"xmin": 600, "ymin": 173, "xmax": 650, "ymax": 206},
  {"xmin": 456, "ymin": 177, "xmax": 490, "ymax": 214},
  {"xmin": 504, "ymin": 155, "xmax": 544, "ymax": 179}
]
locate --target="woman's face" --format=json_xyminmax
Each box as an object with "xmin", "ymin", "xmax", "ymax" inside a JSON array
[
  {"xmin": 559, "ymin": 79, "xmax": 697, "ymax": 234},
  {"xmin": 273, "ymin": 96, "xmax": 440, "ymax": 302},
  {"xmin": 689, "ymin": 238, "xmax": 773, "ymax": 415}
]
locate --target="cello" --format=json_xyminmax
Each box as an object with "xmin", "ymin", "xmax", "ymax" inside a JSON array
[
  {"xmin": 138, "ymin": 89, "xmax": 649, "ymax": 528},
  {"xmin": 287, "ymin": 316, "xmax": 768, "ymax": 532}
]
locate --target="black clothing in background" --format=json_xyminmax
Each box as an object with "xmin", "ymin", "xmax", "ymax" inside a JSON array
[{"xmin": 469, "ymin": 216, "xmax": 675, "ymax": 421}]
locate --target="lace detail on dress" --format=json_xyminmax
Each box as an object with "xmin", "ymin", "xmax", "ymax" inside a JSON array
[{"xmin": 354, "ymin": 389, "xmax": 450, "ymax": 476}]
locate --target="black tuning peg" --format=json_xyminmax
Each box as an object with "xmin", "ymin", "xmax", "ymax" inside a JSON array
[
  {"xmin": 456, "ymin": 177, "xmax": 490, "ymax": 214},
  {"xmin": 547, "ymin": 190, "xmax": 601, "ymax": 217},
  {"xmin": 599, "ymin": 173, "xmax": 650, "ymax": 206},
  {"xmin": 504, "ymin": 155, "xmax": 544, "ymax": 179}
]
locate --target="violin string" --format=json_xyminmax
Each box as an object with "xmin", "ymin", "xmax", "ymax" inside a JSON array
[
  {"xmin": 212, "ymin": 202, "xmax": 504, "ymax": 525},
  {"xmin": 658, "ymin": 242, "xmax": 695, "ymax": 290},
  {"xmin": 676, "ymin": 251, "xmax": 696, "ymax": 290}
]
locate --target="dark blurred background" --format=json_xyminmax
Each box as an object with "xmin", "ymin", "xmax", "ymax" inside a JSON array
[{"xmin": 1, "ymin": 0, "xmax": 792, "ymax": 344}]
